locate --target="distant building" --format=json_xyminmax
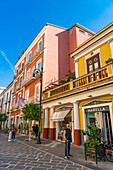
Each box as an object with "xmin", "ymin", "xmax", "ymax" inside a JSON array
[
  {"xmin": 0, "ymin": 87, "xmax": 6, "ymax": 94},
  {"xmin": 0, "ymin": 82, "xmax": 13, "ymax": 128}
]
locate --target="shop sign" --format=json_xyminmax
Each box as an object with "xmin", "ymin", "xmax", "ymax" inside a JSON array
[{"xmin": 85, "ymin": 106, "xmax": 109, "ymax": 113}]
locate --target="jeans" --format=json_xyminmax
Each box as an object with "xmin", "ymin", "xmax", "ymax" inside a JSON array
[
  {"xmin": 12, "ymin": 133, "xmax": 15, "ymax": 139},
  {"xmin": 65, "ymin": 139, "xmax": 71, "ymax": 156}
]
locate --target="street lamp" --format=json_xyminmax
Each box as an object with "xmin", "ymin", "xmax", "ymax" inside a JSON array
[{"xmin": 32, "ymin": 67, "xmax": 43, "ymax": 144}]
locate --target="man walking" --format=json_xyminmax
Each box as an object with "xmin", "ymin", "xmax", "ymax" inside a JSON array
[
  {"xmin": 65, "ymin": 123, "xmax": 73, "ymax": 159},
  {"xmin": 12, "ymin": 124, "xmax": 17, "ymax": 141}
]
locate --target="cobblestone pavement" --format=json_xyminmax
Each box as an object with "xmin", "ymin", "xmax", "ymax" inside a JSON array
[{"xmin": 0, "ymin": 134, "xmax": 92, "ymax": 170}]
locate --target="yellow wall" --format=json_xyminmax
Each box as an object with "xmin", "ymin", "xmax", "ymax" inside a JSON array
[
  {"xmin": 78, "ymin": 42, "xmax": 112, "ymax": 77},
  {"xmin": 78, "ymin": 56, "xmax": 86, "ymax": 77},
  {"xmin": 100, "ymin": 42, "xmax": 112, "ymax": 67},
  {"xmin": 79, "ymin": 95, "xmax": 113, "ymax": 130}
]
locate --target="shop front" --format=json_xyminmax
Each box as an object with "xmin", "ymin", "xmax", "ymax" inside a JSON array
[
  {"xmin": 82, "ymin": 100, "xmax": 113, "ymax": 144},
  {"xmin": 49, "ymin": 106, "xmax": 73, "ymax": 142},
  {"xmin": 20, "ymin": 114, "xmax": 27, "ymax": 134}
]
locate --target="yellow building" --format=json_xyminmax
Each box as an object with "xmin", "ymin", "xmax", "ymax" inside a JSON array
[{"xmin": 42, "ymin": 22, "xmax": 113, "ymax": 145}]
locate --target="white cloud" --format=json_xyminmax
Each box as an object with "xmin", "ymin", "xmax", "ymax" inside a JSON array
[
  {"xmin": 0, "ymin": 51, "xmax": 14, "ymax": 73},
  {"xmin": 88, "ymin": 3, "xmax": 113, "ymax": 32}
]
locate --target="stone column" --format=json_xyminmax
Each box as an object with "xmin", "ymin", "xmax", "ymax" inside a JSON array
[
  {"xmin": 44, "ymin": 108, "xmax": 48, "ymax": 139},
  {"xmin": 75, "ymin": 60, "xmax": 79, "ymax": 78},
  {"xmin": 73, "ymin": 102, "xmax": 81, "ymax": 145},
  {"xmin": 50, "ymin": 107, "xmax": 54, "ymax": 140}
]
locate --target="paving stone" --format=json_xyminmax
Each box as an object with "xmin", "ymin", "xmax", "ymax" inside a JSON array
[{"xmin": 14, "ymin": 165, "xmax": 26, "ymax": 169}]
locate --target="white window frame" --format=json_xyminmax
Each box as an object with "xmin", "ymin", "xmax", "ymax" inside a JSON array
[
  {"xmin": 38, "ymin": 38, "xmax": 42, "ymax": 51},
  {"xmin": 19, "ymin": 76, "xmax": 23, "ymax": 88},
  {"xmin": 13, "ymin": 96, "xmax": 15, "ymax": 106},
  {"xmin": 36, "ymin": 58, "xmax": 42, "ymax": 71},
  {"xmin": 18, "ymin": 92, "xmax": 21, "ymax": 102},
  {"xmin": 29, "ymin": 51, "xmax": 32, "ymax": 62},
  {"xmin": 21, "ymin": 61, "xmax": 24, "ymax": 70},
  {"xmin": 11, "ymin": 116, "xmax": 14, "ymax": 125},
  {"xmin": 27, "ymin": 69, "xmax": 31, "ymax": 79},
  {"xmin": 25, "ymin": 90, "xmax": 29, "ymax": 101},
  {"xmin": 15, "ymin": 115, "xmax": 19, "ymax": 128},
  {"xmin": 35, "ymin": 83, "xmax": 40, "ymax": 101}
]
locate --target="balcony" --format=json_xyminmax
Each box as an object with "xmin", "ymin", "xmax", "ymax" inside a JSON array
[
  {"xmin": 42, "ymin": 63, "xmax": 113, "ymax": 100},
  {"xmin": 22, "ymin": 72, "xmax": 40, "ymax": 87},
  {"xmin": 24, "ymin": 96, "xmax": 40, "ymax": 105},
  {"xmin": 25, "ymin": 60, "xmax": 31, "ymax": 67}
]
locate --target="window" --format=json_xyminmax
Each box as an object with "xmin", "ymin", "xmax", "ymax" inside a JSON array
[
  {"xmin": 27, "ymin": 69, "xmax": 30, "ymax": 79},
  {"xmin": 20, "ymin": 77, "xmax": 22, "ymax": 88},
  {"xmin": 70, "ymin": 30, "xmax": 73, "ymax": 34},
  {"xmin": 18, "ymin": 93, "xmax": 21, "ymax": 101},
  {"xmin": 38, "ymin": 40, "xmax": 42, "ymax": 51},
  {"xmin": 13, "ymin": 97, "xmax": 15, "ymax": 106},
  {"xmin": 79, "ymin": 29, "xmax": 85, "ymax": 34},
  {"xmin": 14, "ymin": 82, "xmax": 17, "ymax": 92},
  {"xmin": 6, "ymin": 93, "xmax": 9, "ymax": 102},
  {"xmin": 86, "ymin": 54, "xmax": 100, "ymax": 73},
  {"xmin": 25, "ymin": 90, "xmax": 29, "ymax": 101},
  {"xmin": 35, "ymin": 83, "xmax": 40, "ymax": 101},
  {"xmin": 37, "ymin": 59, "xmax": 41, "ymax": 71},
  {"xmin": 22, "ymin": 62, "xmax": 24, "ymax": 70},
  {"xmin": 29, "ymin": 52, "xmax": 32, "ymax": 62},
  {"xmin": 16, "ymin": 69, "xmax": 18, "ymax": 76},
  {"xmin": 9, "ymin": 90, "xmax": 12, "ymax": 101},
  {"xmin": 32, "ymin": 66, "xmax": 35, "ymax": 72},
  {"xmin": 88, "ymin": 33, "xmax": 92, "ymax": 37}
]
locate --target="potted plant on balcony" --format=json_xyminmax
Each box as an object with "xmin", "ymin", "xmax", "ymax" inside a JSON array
[
  {"xmin": 82, "ymin": 123, "xmax": 105, "ymax": 164},
  {"xmin": 105, "ymin": 58, "xmax": 113, "ymax": 65}
]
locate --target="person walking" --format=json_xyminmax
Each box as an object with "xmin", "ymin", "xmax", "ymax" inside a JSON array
[
  {"xmin": 12, "ymin": 124, "xmax": 17, "ymax": 141},
  {"xmin": 65, "ymin": 123, "xmax": 73, "ymax": 159},
  {"xmin": 8, "ymin": 124, "xmax": 12, "ymax": 142},
  {"xmin": 35, "ymin": 124, "xmax": 39, "ymax": 138}
]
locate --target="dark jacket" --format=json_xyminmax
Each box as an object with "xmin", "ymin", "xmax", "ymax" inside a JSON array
[{"xmin": 65, "ymin": 128, "xmax": 72, "ymax": 140}]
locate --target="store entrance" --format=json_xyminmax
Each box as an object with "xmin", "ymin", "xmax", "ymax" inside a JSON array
[
  {"xmin": 57, "ymin": 110, "xmax": 72, "ymax": 141},
  {"xmin": 88, "ymin": 111, "xmax": 112, "ymax": 144}
]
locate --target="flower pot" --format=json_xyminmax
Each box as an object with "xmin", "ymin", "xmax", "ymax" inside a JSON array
[
  {"xmin": 84, "ymin": 143, "xmax": 105, "ymax": 164},
  {"xmin": 26, "ymin": 130, "xmax": 28, "ymax": 135},
  {"xmin": 18, "ymin": 129, "xmax": 20, "ymax": 134}
]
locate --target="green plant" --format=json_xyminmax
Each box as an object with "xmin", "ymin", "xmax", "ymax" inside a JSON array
[
  {"xmin": 22, "ymin": 103, "xmax": 40, "ymax": 141},
  {"xmin": 66, "ymin": 70, "xmax": 76, "ymax": 82},
  {"xmin": 105, "ymin": 58, "xmax": 113, "ymax": 64},
  {"xmin": 82, "ymin": 122, "xmax": 101, "ymax": 147},
  {"xmin": 60, "ymin": 70, "xmax": 76, "ymax": 85},
  {"xmin": 26, "ymin": 124, "xmax": 29, "ymax": 130},
  {"xmin": 18, "ymin": 124, "xmax": 20, "ymax": 129}
]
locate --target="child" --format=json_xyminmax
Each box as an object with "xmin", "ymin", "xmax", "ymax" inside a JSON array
[{"xmin": 8, "ymin": 124, "xmax": 12, "ymax": 142}]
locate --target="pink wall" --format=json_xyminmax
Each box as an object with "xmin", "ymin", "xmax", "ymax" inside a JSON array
[
  {"xmin": 44, "ymin": 25, "xmax": 69, "ymax": 88},
  {"xmin": 76, "ymin": 27, "xmax": 92, "ymax": 46}
]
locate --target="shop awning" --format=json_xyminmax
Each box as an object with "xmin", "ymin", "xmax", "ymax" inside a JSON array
[{"xmin": 49, "ymin": 109, "xmax": 71, "ymax": 121}]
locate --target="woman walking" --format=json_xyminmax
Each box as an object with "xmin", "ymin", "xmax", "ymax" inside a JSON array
[{"xmin": 8, "ymin": 124, "xmax": 12, "ymax": 142}]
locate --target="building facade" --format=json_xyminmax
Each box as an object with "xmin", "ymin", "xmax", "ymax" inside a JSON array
[
  {"xmin": 42, "ymin": 22, "xmax": 113, "ymax": 145},
  {"xmin": 10, "ymin": 23, "xmax": 93, "ymax": 133},
  {"xmin": 0, "ymin": 82, "xmax": 13, "ymax": 129}
]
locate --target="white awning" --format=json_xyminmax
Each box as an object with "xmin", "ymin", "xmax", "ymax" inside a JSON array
[{"xmin": 49, "ymin": 110, "xmax": 71, "ymax": 121}]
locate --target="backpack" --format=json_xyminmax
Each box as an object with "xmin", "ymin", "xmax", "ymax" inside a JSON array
[{"xmin": 13, "ymin": 126, "xmax": 17, "ymax": 133}]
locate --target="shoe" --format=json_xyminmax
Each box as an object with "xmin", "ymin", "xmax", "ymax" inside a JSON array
[
  {"xmin": 65, "ymin": 156, "xmax": 69, "ymax": 159},
  {"xmin": 68, "ymin": 154, "xmax": 73, "ymax": 157}
]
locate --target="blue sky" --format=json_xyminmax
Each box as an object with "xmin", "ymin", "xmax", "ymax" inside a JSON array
[{"xmin": 0, "ymin": 0, "xmax": 113, "ymax": 87}]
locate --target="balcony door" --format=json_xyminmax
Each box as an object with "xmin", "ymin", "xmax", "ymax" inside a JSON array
[
  {"xmin": 87, "ymin": 54, "xmax": 100, "ymax": 73},
  {"xmin": 86, "ymin": 54, "xmax": 100, "ymax": 82}
]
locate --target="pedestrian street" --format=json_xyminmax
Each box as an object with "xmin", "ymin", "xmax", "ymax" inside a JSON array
[{"xmin": 0, "ymin": 134, "xmax": 92, "ymax": 170}]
